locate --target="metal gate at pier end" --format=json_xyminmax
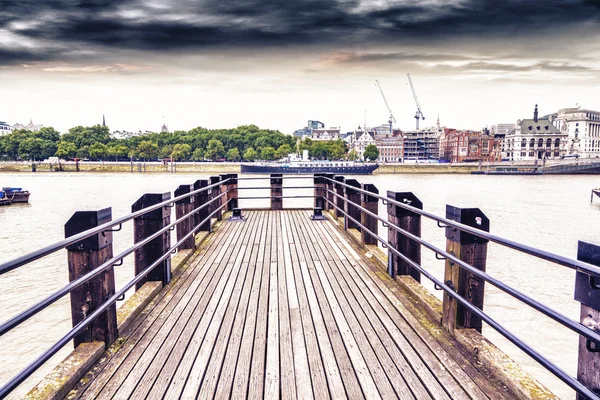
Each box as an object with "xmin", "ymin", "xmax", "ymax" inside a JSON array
[{"xmin": 0, "ymin": 173, "xmax": 599, "ymax": 399}]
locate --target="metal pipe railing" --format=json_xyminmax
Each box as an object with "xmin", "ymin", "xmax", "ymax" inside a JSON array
[
  {"xmin": 0, "ymin": 200, "xmax": 230, "ymax": 399},
  {"xmin": 322, "ymin": 194, "xmax": 599, "ymax": 400},
  {"xmin": 0, "ymin": 179, "xmax": 230, "ymax": 276},
  {"xmin": 0, "ymin": 191, "xmax": 229, "ymax": 337},
  {"xmin": 321, "ymin": 176, "xmax": 600, "ymax": 277}
]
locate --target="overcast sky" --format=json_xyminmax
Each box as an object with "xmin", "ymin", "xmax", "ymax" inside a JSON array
[{"xmin": 1, "ymin": 0, "xmax": 599, "ymax": 134}]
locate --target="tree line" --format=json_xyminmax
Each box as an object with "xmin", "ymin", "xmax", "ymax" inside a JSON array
[{"xmin": 0, "ymin": 124, "xmax": 382, "ymax": 162}]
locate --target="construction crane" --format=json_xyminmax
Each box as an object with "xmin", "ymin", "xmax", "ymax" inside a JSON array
[
  {"xmin": 407, "ymin": 73, "xmax": 425, "ymax": 130},
  {"xmin": 375, "ymin": 80, "xmax": 396, "ymax": 134}
]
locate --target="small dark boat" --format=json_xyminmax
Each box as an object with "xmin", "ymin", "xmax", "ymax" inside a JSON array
[
  {"xmin": 0, "ymin": 190, "xmax": 11, "ymax": 206},
  {"xmin": 2, "ymin": 187, "xmax": 30, "ymax": 203}
]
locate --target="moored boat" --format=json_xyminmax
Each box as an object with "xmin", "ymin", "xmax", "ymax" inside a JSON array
[
  {"xmin": 0, "ymin": 190, "xmax": 11, "ymax": 206},
  {"xmin": 591, "ymin": 188, "xmax": 600, "ymax": 203},
  {"xmin": 241, "ymin": 160, "xmax": 378, "ymax": 175},
  {"xmin": 2, "ymin": 187, "xmax": 30, "ymax": 203}
]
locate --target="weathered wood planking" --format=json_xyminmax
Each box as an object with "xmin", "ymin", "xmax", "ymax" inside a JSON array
[{"xmin": 71, "ymin": 210, "xmax": 518, "ymax": 400}]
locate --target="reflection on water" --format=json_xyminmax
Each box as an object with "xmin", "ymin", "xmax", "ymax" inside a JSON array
[{"xmin": 1, "ymin": 172, "xmax": 599, "ymax": 399}]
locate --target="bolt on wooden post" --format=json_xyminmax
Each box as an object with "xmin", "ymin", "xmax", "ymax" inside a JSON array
[
  {"xmin": 344, "ymin": 179, "xmax": 361, "ymax": 230},
  {"xmin": 360, "ymin": 183, "xmax": 379, "ymax": 245},
  {"xmin": 132, "ymin": 193, "xmax": 172, "ymax": 290},
  {"xmin": 174, "ymin": 184, "xmax": 195, "ymax": 250},
  {"xmin": 64, "ymin": 208, "xmax": 117, "ymax": 348},
  {"xmin": 270, "ymin": 173, "xmax": 283, "ymax": 210},
  {"xmin": 334, "ymin": 176, "xmax": 345, "ymax": 220},
  {"xmin": 387, "ymin": 191, "xmax": 422, "ymax": 281},
  {"xmin": 442, "ymin": 206, "xmax": 490, "ymax": 333},
  {"xmin": 210, "ymin": 176, "xmax": 222, "ymax": 221},
  {"xmin": 574, "ymin": 241, "xmax": 600, "ymax": 400},
  {"xmin": 194, "ymin": 179, "xmax": 212, "ymax": 233}
]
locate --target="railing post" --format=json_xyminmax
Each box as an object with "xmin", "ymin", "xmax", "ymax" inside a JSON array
[
  {"xmin": 132, "ymin": 193, "xmax": 171, "ymax": 290},
  {"xmin": 194, "ymin": 179, "xmax": 212, "ymax": 233},
  {"xmin": 174, "ymin": 184, "xmax": 195, "ymax": 250},
  {"xmin": 386, "ymin": 191, "xmax": 422, "ymax": 281},
  {"xmin": 574, "ymin": 241, "xmax": 600, "ymax": 400},
  {"xmin": 441, "ymin": 206, "xmax": 489, "ymax": 333},
  {"xmin": 210, "ymin": 176, "xmax": 222, "ymax": 221},
  {"xmin": 313, "ymin": 174, "xmax": 325, "ymax": 210},
  {"xmin": 324, "ymin": 173, "xmax": 334, "ymax": 211},
  {"xmin": 64, "ymin": 208, "xmax": 117, "ymax": 348},
  {"xmin": 344, "ymin": 179, "xmax": 361, "ymax": 230},
  {"xmin": 225, "ymin": 174, "xmax": 238, "ymax": 211},
  {"xmin": 334, "ymin": 176, "xmax": 345, "ymax": 219},
  {"xmin": 270, "ymin": 173, "xmax": 283, "ymax": 210},
  {"xmin": 360, "ymin": 183, "xmax": 379, "ymax": 245}
]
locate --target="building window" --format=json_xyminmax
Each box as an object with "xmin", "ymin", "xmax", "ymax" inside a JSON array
[
  {"xmin": 555, "ymin": 138, "xmax": 560, "ymax": 148},
  {"xmin": 538, "ymin": 138, "xmax": 543, "ymax": 148},
  {"xmin": 554, "ymin": 151, "xmax": 559, "ymax": 157},
  {"xmin": 529, "ymin": 151, "xmax": 534, "ymax": 157},
  {"xmin": 521, "ymin": 151, "xmax": 526, "ymax": 157},
  {"xmin": 521, "ymin": 139, "xmax": 527, "ymax": 148},
  {"xmin": 530, "ymin": 138, "xmax": 535, "ymax": 148},
  {"xmin": 546, "ymin": 138, "xmax": 552, "ymax": 148}
]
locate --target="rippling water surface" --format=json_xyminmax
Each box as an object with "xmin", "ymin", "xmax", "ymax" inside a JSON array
[{"xmin": 1, "ymin": 171, "xmax": 599, "ymax": 399}]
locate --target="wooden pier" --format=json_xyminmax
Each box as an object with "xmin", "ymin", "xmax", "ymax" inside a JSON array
[{"xmin": 41, "ymin": 209, "xmax": 533, "ymax": 400}]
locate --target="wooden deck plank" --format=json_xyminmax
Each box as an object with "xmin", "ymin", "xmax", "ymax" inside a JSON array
[
  {"xmin": 264, "ymin": 213, "xmax": 280, "ymax": 400},
  {"xmin": 318, "ymin": 216, "xmax": 493, "ymax": 400},
  {"xmin": 290, "ymin": 211, "xmax": 365, "ymax": 400},
  {"xmin": 110, "ymin": 214, "xmax": 254, "ymax": 399},
  {"xmin": 77, "ymin": 216, "xmax": 239, "ymax": 399}
]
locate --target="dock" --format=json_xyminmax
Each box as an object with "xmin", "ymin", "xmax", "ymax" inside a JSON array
[{"xmin": 2, "ymin": 173, "xmax": 600, "ymax": 399}]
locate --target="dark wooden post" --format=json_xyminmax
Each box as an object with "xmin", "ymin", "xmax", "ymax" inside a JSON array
[
  {"xmin": 344, "ymin": 179, "xmax": 361, "ymax": 230},
  {"xmin": 441, "ymin": 206, "xmax": 489, "ymax": 334},
  {"xmin": 225, "ymin": 174, "xmax": 238, "ymax": 211},
  {"xmin": 194, "ymin": 179, "xmax": 212, "ymax": 233},
  {"xmin": 210, "ymin": 176, "xmax": 222, "ymax": 221},
  {"xmin": 132, "ymin": 193, "xmax": 171, "ymax": 290},
  {"xmin": 334, "ymin": 176, "xmax": 345, "ymax": 219},
  {"xmin": 360, "ymin": 183, "xmax": 379, "ymax": 245},
  {"xmin": 323, "ymin": 173, "xmax": 334, "ymax": 211},
  {"xmin": 574, "ymin": 241, "xmax": 600, "ymax": 400},
  {"xmin": 175, "ymin": 184, "xmax": 195, "ymax": 250},
  {"xmin": 65, "ymin": 208, "xmax": 117, "ymax": 348},
  {"xmin": 270, "ymin": 173, "xmax": 283, "ymax": 210},
  {"xmin": 387, "ymin": 191, "xmax": 422, "ymax": 281},
  {"xmin": 313, "ymin": 174, "xmax": 325, "ymax": 210}
]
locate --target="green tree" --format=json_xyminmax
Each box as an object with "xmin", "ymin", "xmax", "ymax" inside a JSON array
[
  {"xmin": 347, "ymin": 149, "xmax": 358, "ymax": 161},
  {"xmin": 18, "ymin": 138, "xmax": 44, "ymax": 160},
  {"xmin": 243, "ymin": 147, "xmax": 258, "ymax": 161},
  {"xmin": 55, "ymin": 141, "xmax": 77, "ymax": 159},
  {"xmin": 34, "ymin": 127, "xmax": 60, "ymax": 142},
  {"xmin": 40, "ymin": 140, "xmax": 58, "ymax": 160},
  {"xmin": 192, "ymin": 147, "xmax": 204, "ymax": 161},
  {"xmin": 89, "ymin": 142, "xmax": 107, "ymax": 160},
  {"xmin": 331, "ymin": 143, "xmax": 345, "ymax": 160},
  {"xmin": 171, "ymin": 143, "xmax": 192, "ymax": 161},
  {"xmin": 159, "ymin": 145, "xmax": 174, "ymax": 159},
  {"xmin": 260, "ymin": 146, "xmax": 276, "ymax": 161},
  {"xmin": 226, "ymin": 147, "xmax": 241, "ymax": 161},
  {"xmin": 107, "ymin": 144, "xmax": 129, "ymax": 161},
  {"xmin": 205, "ymin": 139, "xmax": 225, "ymax": 160},
  {"xmin": 275, "ymin": 144, "xmax": 293, "ymax": 160},
  {"xmin": 363, "ymin": 144, "xmax": 379, "ymax": 162},
  {"xmin": 76, "ymin": 145, "xmax": 90, "ymax": 159},
  {"xmin": 136, "ymin": 140, "xmax": 159, "ymax": 161}
]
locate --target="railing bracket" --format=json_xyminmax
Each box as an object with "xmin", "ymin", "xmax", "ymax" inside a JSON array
[
  {"xmin": 101, "ymin": 223, "xmax": 122, "ymax": 237},
  {"xmin": 435, "ymin": 253, "xmax": 446, "ymax": 260},
  {"xmin": 116, "ymin": 294, "xmax": 125, "ymax": 301},
  {"xmin": 437, "ymin": 221, "xmax": 449, "ymax": 228}
]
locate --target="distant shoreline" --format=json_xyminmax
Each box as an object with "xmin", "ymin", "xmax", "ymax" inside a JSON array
[{"xmin": 0, "ymin": 161, "xmax": 482, "ymax": 174}]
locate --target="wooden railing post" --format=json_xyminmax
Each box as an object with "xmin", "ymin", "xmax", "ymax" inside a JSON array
[
  {"xmin": 442, "ymin": 206, "xmax": 489, "ymax": 333},
  {"xmin": 387, "ymin": 191, "xmax": 422, "ymax": 281},
  {"xmin": 334, "ymin": 176, "xmax": 345, "ymax": 219},
  {"xmin": 174, "ymin": 184, "xmax": 195, "ymax": 250},
  {"xmin": 132, "ymin": 193, "xmax": 171, "ymax": 290},
  {"xmin": 65, "ymin": 208, "xmax": 117, "ymax": 348},
  {"xmin": 344, "ymin": 179, "xmax": 361, "ymax": 230},
  {"xmin": 313, "ymin": 174, "xmax": 325, "ymax": 210},
  {"xmin": 360, "ymin": 183, "xmax": 379, "ymax": 245},
  {"xmin": 225, "ymin": 174, "xmax": 238, "ymax": 211},
  {"xmin": 270, "ymin": 173, "xmax": 283, "ymax": 210},
  {"xmin": 194, "ymin": 179, "xmax": 212, "ymax": 233},
  {"xmin": 210, "ymin": 176, "xmax": 222, "ymax": 221},
  {"xmin": 323, "ymin": 173, "xmax": 334, "ymax": 211},
  {"xmin": 574, "ymin": 241, "xmax": 600, "ymax": 400}
]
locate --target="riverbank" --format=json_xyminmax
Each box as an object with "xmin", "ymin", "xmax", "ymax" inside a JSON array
[{"xmin": 0, "ymin": 161, "xmax": 481, "ymax": 174}]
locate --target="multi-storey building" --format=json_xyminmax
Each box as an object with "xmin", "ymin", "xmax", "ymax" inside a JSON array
[
  {"xmin": 352, "ymin": 128, "xmax": 375, "ymax": 160},
  {"xmin": 402, "ymin": 130, "xmax": 440, "ymax": 161},
  {"xmin": 550, "ymin": 107, "xmax": 600, "ymax": 158},
  {"xmin": 375, "ymin": 130, "xmax": 403, "ymax": 162},
  {"xmin": 12, "ymin": 118, "xmax": 43, "ymax": 132},
  {"xmin": 442, "ymin": 130, "xmax": 469, "ymax": 162},
  {"xmin": 505, "ymin": 105, "xmax": 567, "ymax": 161},
  {"xmin": 0, "ymin": 121, "xmax": 12, "ymax": 135},
  {"xmin": 293, "ymin": 120, "xmax": 325, "ymax": 138},
  {"xmin": 311, "ymin": 127, "xmax": 341, "ymax": 141}
]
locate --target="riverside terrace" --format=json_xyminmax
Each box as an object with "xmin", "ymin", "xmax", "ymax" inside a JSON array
[{"xmin": 1, "ymin": 174, "xmax": 600, "ymax": 399}]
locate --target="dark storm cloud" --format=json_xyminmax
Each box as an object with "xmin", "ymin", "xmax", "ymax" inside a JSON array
[{"xmin": 1, "ymin": 0, "xmax": 599, "ymax": 66}]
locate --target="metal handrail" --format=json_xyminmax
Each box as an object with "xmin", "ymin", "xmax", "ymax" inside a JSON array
[
  {"xmin": 325, "ymin": 188, "xmax": 600, "ymax": 345},
  {"xmin": 0, "ymin": 200, "xmax": 230, "ymax": 399},
  {"xmin": 0, "ymin": 178, "xmax": 230, "ymax": 276},
  {"xmin": 0, "ymin": 191, "xmax": 229, "ymax": 337},
  {"xmin": 321, "ymin": 176, "xmax": 600, "ymax": 277},
  {"xmin": 322, "ymin": 194, "xmax": 599, "ymax": 400}
]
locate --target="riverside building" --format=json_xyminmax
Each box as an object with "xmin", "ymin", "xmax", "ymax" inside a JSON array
[
  {"xmin": 550, "ymin": 107, "xmax": 600, "ymax": 158},
  {"xmin": 0, "ymin": 121, "xmax": 12, "ymax": 135}
]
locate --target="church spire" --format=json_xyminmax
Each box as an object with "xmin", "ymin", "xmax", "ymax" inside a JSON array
[
  {"xmin": 533, "ymin": 104, "xmax": 538, "ymax": 123},
  {"xmin": 102, "ymin": 114, "xmax": 106, "ymax": 127}
]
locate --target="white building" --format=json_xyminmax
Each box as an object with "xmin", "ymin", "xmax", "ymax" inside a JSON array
[
  {"xmin": 505, "ymin": 105, "xmax": 567, "ymax": 161},
  {"xmin": 12, "ymin": 118, "xmax": 43, "ymax": 132},
  {"xmin": 0, "ymin": 121, "xmax": 13, "ymax": 135},
  {"xmin": 311, "ymin": 127, "xmax": 341, "ymax": 141},
  {"xmin": 550, "ymin": 107, "xmax": 600, "ymax": 158},
  {"xmin": 352, "ymin": 128, "xmax": 375, "ymax": 160}
]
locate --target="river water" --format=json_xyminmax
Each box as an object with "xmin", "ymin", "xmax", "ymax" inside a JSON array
[{"xmin": 1, "ymin": 171, "xmax": 599, "ymax": 399}]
